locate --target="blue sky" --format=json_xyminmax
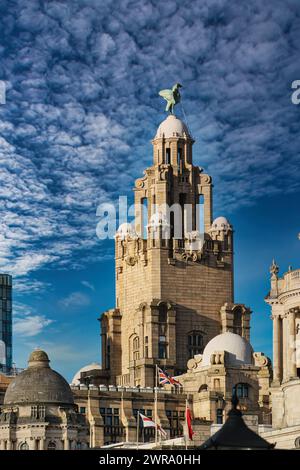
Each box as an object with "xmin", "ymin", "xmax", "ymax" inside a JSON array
[{"xmin": 0, "ymin": 0, "xmax": 299, "ymax": 381}]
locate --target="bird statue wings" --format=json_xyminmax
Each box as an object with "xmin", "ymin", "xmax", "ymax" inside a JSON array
[{"xmin": 159, "ymin": 83, "xmax": 182, "ymax": 114}]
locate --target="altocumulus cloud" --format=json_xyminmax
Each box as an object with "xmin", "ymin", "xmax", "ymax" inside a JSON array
[
  {"xmin": 59, "ymin": 291, "xmax": 91, "ymax": 310},
  {"xmin": 0, "ymin": 0, "xmax": 299, "ymax": 286},
  {"xmin": 13, "ymin": 302, "xmax": 54, "ymax": 337}
]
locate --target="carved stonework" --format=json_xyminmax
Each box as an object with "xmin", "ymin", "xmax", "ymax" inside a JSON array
[
  {"xmin": 210, "ymin": 351, "xmax": 225, "ymax": 365},
  {"xmin": 181, "ymin": 251, "xmax": 199, "ymax": 263},
  {"xmin": 253, "ymin": 352, "xmax": 270, "ymax": 368},
  {"xmin": 135, "ymin": 177, "xmax": 146, "ymax": 189},
  {"xmin": 187, "ymin": 354, "xmax": 203, "ymax": 371},
  {"xmin": 125, "ymin": 255, "xmax": 138, "ymax": 266}
]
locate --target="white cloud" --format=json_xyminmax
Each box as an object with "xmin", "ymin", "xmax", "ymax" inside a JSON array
[
  {"xmin": 0, "ymin": 0, "xmax": 299, "ymax": 284},
  {"xmin": 81, "ymin": 280, "xmax": 95, "ymax": 291},
  {"xmin": 14, "ymin": 315, "xmax": 53, "ymax": 337},
  {"xmin": 59, "ymin": 291, "xmax": 90, "ymax": 310}
]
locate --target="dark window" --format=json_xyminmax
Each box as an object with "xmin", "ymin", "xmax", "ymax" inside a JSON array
[
  {"xmin": 233, "ymin": 307, "xmax": 242, "ymax": 336},
  {"xmin": 107, "ymin": 339, "xmax": 111, "ymax": 369},
  {"xmin": 159, "ymin": 304, "xmax": 167, "ymax": 323},
  {"xmin": 166, "ymin": 148, "xmax": 171, "ymax": 165},
  {"xmin": 158, "ymin": 304, "xmax": 168, "ymax": 359},
  {"xmin": 159, "ymin": 343, "xmax": 167, "ymax": 359},
  {"xmin": 233, "ymin": 383, "xmax": 249, "ymax": 399},
  {"xmin": 100, "ymin": 407, "xmax": 124, "ymax": 444},
  {"xmin": 188, "ymin": 332, "xmax": 204, "ymax": 358},
  {"xmin": 177, "ymin": 147, "xmax": 183, "ymax": 173},
  {"xmin": 166, "ymin": 409, "xmax": 184, "ymax": 438},
  {"xmin": 80, "ymin": 407, "xmax": 86, "ymax": 414},
  {"xmin": 217, "ymin": 409, "xmax": 223, "ymax": 424}
]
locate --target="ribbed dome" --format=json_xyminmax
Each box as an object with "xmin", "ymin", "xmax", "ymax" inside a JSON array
[
  {"xmin": 72, "ymin": 362, "xmax": 102, "ymax": 386},
  {"xmin": 210, "ymin": 216, "xmax": 232, "ymax": 231},
  {"xmin": 155, "ymin": 115, "xmax": 190, "ymax": 139},
  {"xmin": 202, "ymin": 332, "xmax": 253, "ymax": 367},
  {"xmin": 4, "ymin": 349, "xmax": 74, "ymax": 406}
]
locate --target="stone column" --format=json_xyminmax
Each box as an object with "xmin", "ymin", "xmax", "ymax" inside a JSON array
[
  {"xmin": 40, "ymin": 438, "xmax": 46, "ymax": 450},
  {"xmin": 273, "ymin": 315, "xmax": 282, "ymax": 384},
  {"xmin": 289, "ymin": 309, "xmax": 297, "ymax": 379},
  {"xmin": 282, "ymin": 315, "xmax": 288, "ymax": 382}
]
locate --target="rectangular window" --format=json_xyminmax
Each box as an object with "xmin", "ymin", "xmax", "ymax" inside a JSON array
[
  {"xmin": 166, "ymin": 148, "xmax": 171, "ymax": 165},
  {"xmin": 217, "ymin": 409, "xmax": 223, "ymax": 425},
  {"xmin": 159, "ymin": 343, "xmax": 167, "ymax": 359}
]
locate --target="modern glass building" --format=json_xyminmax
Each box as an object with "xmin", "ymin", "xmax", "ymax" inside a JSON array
[{"xmin": 0, "ymin": 274, "xmax": 12, "ymax": 370}]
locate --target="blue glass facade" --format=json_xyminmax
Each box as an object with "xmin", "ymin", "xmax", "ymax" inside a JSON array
[{"xmin": 0, "ymin": 274, "xmax": 12, "ymax": 369}]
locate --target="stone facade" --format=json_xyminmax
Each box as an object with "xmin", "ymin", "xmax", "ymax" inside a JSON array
[
  {"xmin": 260, "ymin": 263, "xmax": 300, "ymax": 448},
  {"xmin": 72, "ymin": 385, "xmax": 202, "ymax": 447},
  {"xmin": 100, "ymin": 114, "xmax": 251, "ymax": 388},
  {"xmin": 180, "ymin": 342, "xmax": 271, "ymax": 425},
  {"xmin": 71, "ymin": 330, "xmax": 272, "ymax": 447},
  {"xmin": 0, "ymin": 350, "xmax": 89, "ymax": 450}
]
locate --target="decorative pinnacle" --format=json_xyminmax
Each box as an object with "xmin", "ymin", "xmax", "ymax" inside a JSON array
[{"xmin": 270, "ymin": 259, "xmax": 279, "ymax": 276}]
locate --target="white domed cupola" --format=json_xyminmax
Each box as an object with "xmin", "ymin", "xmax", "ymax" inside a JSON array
[
  {"xmin": 201, "ymin": 332, "xmax": 253, "ymax": 367},
  {"xmin": 154, "ymin": 114, "xmax": 190, "ymax": 140},
  {"xmin": 210, "ymin": 216, "xmax": 232, "ymax": 232}
]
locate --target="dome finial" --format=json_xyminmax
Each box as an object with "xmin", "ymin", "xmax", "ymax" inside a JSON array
[{"xmin": 28, "ymin": 349, "xmax": 50, "ymax": 368}]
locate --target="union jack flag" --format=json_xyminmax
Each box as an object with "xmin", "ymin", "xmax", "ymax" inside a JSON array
[{"xmin": 158, "ymin": 367, "xmax": 182, "ymax": 387}]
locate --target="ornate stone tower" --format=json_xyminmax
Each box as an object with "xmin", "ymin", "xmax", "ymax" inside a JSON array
[
  {"xmin": 100, "ymin": 113, "xmax": 251, "ymax": 387},
  {"xmin": 265, "ymin": 261, "xmax": 300, "ymax": 429}
]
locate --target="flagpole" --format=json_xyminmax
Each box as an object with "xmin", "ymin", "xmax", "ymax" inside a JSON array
[
  {"xmin": 136, "ymin": 410, "xmax": 140, "ymax": 450},
  {"xmin": 154, "ymin": 364, "xmax": 158, "ymax": 447},
  {"xmin": 185, "ymin": 398, "xmax": 188, "ymax": 450}
]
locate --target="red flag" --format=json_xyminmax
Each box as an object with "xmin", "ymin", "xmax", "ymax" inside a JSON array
[{"xmin": 186, "ymin": 406, "xmax": 194, "ymax": 440}]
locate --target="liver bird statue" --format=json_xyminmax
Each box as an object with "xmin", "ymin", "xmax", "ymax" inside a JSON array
[{"xmin": 159, "ymin": 83, "xmax": 182, "ymax": 114}]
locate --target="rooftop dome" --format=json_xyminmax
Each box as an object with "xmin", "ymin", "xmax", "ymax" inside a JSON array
[
  {"xmin": 71, "ymin": 362, "xmax": 102, "ymax": 386},
  {"xmin": 4, "ymin": 349, "xmax": 74, "ymax": 406},
  {"xmin": 155, "ymin": 115, "xmax": 190, "ymax": 139},
  {"xmin": 210, "ymin": 216, "xmax": 232, "ymax": 232},
  {"xmin": 202, "ymin": 332, "xmax": 253, "ymax": 367}
]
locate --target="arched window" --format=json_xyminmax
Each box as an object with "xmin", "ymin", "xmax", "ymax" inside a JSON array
[
  {"xmin": 216, "ymin": 408, "xmax": 223, "ymax": 425},
  {"xmin": 188, "ymin": 332, "xmax": 204, "ymax": 358},
  {"xmin": 158, "ymin": 304, "xmax": 168, "ymax": 359},
  {"xmin": 197, "ymin": 194, "xmax": 205, "ymax": 234},
  {"xmin": 198, "ymin": 384, "xmax": 208, "ymax": 393},
  {"xmin": 47, "ymin": 441, "xmax": 57, "ymax": 450},
  {"xmin": 233, "ymin": 307, "xmax": 242, "ymax": 336},
  {"xmin": 166, "ymin": 147, "xmax": 171, "ymax": 165},
  {"xmin": 158, "ymin": 304, "xmax": 167, "ymax": 323},
  {"xmin": 19, "ymin": 442, "xmax": 29, "ymax": 450},
  {"xmin": 106, "ymin": 338, "xmax": 111, "ymax": 369},
  {"xmin": 142, "ymin": 197, "xmax": 148, "ymax": 239},
  {"xmin": 233, "ymin": 383, "xmax": 249, "ymax": 399},
  {"xmin": 133, "ymin": 336, "xmax": 140, "ymax": 361}
]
